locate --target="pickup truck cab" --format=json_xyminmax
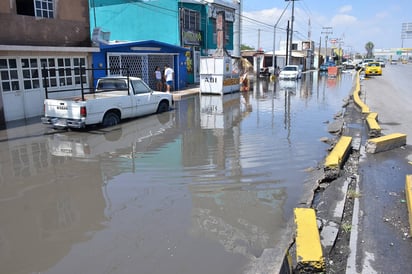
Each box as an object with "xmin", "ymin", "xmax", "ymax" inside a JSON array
[{"xmin": 41, "ymin": 76, "xmax": 172, "ymax": 129}]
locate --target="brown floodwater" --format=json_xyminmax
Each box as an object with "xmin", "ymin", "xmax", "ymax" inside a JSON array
[{"xmin": 0, "ymin": 71, "xmax": 355, "ymax": 274}]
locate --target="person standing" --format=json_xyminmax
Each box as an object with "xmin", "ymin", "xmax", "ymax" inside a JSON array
[
  {"xmin": 154, "ymin": 66, "xmax": 163, "ymax": 91},
  {"xmin": 164, "ymin": 64, "xmax": 174, "ymax": 93}
]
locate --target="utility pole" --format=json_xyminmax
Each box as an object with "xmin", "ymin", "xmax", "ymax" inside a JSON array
[
  {"xmin": 286, "ymin": 20, "xmax": 290, "ymax": 65},
  {"xmin": 321, "ymin": 27, "xmax": 333, "ymax": 62},
  {"xmin": 285, "ymin": 0, "xmax": 298, "ymax": 65},
  {"xmin": 289, "ymin": 0, "xmax": 295, "ymax": 63},
  {"xmin": 232, "ymin": 0, "xmax": 241, "ymax": 56},
  {"xmin": 271, "ymin": 1, "xmax": 291, "ymax": 71}
]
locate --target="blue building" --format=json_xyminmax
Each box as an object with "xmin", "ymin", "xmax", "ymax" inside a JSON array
[
  {"xmin": 92, "ymin": 40, "xmax": 188, "ymax": 90},
  {"xmin": 90, "ymin": 0, "xmax": 237, "ymax": 85}
]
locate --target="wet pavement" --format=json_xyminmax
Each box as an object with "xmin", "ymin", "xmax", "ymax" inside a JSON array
[
  {"xmin": 0, "ymin": 71, "xmax": 357, "ymax": 274},
  {"xmin": 347, "ymin": 64, "xmax": 412, "ymax": 273}
]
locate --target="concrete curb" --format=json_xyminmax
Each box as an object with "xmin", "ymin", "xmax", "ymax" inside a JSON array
[
  {"xmin": 405, "ymin": 175, "xmax": 412, "ymax": 236},
  {"xmin": 352, "ymin": 71, "xmax": 370, "ymax": 114},
  {"xmin": 366, "ymin": 112, "xmax": 381, "ymax": 137},
  {"xmin": 294, "ymin": 208, "xmax": 325, "ymax": 272},
  {"xmin": 324, "ymin": 136, "xmax": 353, "ymax": 179},
  {"xmin": 365, "ymin": 133, "xmax": 407, "ymax": 153}
]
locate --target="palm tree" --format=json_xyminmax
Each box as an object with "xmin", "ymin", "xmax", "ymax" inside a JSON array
[{"xmin": 365, "ymin": 41, "xmax": 374, "ymax": 58}]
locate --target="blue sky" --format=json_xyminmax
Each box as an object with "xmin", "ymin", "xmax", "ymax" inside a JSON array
[{"xmin": 240, "ymin": 0, "xmax": 412, "ymax": 54}]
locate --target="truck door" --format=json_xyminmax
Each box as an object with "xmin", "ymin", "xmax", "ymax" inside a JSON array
[{"xmin": 130, "ymin": 79, "xmax": 158, "ymax": 115}]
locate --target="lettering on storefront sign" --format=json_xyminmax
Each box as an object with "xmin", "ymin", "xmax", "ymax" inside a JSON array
[{"xmin": 182, "ymin": 30, "xmax": 202, "ymax": 46}]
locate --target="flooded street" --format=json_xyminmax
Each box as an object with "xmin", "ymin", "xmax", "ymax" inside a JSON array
[{"xmin": 0, "ymin": 71, "xmax": 356, "ymax": 274}]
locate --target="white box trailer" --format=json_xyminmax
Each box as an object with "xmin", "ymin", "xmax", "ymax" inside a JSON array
[{"xmin": 200, "ymin": 56, "xmax": 240, "ymax": 95}]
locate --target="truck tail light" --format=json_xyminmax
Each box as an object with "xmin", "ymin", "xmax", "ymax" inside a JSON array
[{"xmin": 80, "ymin": 106, "xmax": 87, "ymax": 117}]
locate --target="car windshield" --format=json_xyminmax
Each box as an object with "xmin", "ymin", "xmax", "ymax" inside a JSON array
[
  {"xmin": 283, "ymin": 66, "xmax": 297, "ymax": 71},
  {"xmin": 368, "ymin": 62, "xmax": 380, "ymax": 67}
]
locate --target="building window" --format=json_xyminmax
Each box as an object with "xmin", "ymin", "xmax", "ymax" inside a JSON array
[
  {"xmin": 0, "ymin": 59, "xmax": 20, "ymax": 92},
  {"xmin": 182, "ymin": 9, "xmax": 200, "ymax": 31},
  {"xmin": 16, "ymin": 0, "xmax": 54, "ymax": 18},
  {"xmin": 22, "ymin": 58, "xmax": 40, "ymax": 90},
  {"xmin": 0, "ymin": 57, "xmax": 87, "ymax": 93}
]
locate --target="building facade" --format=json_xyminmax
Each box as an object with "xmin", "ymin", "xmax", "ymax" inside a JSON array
[
  {"xmin": 0, "ymin": 0, "xmax": 237, "ymax": 125},
  {"xmin": 0, "ymin": 0, "xmax": 97, "ymax": 125},
  {"xmin": 180, "ymin": 0, "xmax": 237, "ymax": 84},
  {"xmin": 91, "ymin": 0, "xmax": 237, "ymax": 85}
]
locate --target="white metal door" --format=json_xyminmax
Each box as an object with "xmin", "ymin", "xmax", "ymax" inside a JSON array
[
  {"xmin": 21, "ymin": 58, "xmax": 44, "ymax": 118},
  {"xmin": 0, "ymin": 58, "xmax": 25, "ymax": 121}
]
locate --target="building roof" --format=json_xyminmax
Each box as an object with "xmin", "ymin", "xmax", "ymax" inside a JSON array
[{"xmin": 99, "ymin": 40, "xmax": 188, "ymax": 53}]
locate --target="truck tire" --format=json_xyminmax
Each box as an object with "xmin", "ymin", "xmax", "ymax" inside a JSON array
[
  {"xmin": 102, "ymin": 112, "xmax": 120, "ymax": 127},
  {"xmin": 156, "ymin": 100, "xmax": 169, "ymax": 113}
]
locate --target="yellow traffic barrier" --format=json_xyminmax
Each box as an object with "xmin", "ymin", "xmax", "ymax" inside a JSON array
[
  {"xmin": 405, "ymin": 175, "xmax": 412, "ymax": 236},
  {"xmin": 294, "ymin": 208, "xmax": 325, "ymax": 272}
]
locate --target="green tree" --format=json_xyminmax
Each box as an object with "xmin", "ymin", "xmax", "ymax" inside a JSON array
[
  {"xmin": 365, "ymin": 41, "xmax": 374, "ymax": 58},
  {"xmin": 241, "ymin": 44, "xmax": 254, "ymax": 50}
]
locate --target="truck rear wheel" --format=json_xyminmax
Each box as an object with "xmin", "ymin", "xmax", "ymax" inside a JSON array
[{"xmin": 102, "ymin": 112, "xmax": 120, "ymax": 127}]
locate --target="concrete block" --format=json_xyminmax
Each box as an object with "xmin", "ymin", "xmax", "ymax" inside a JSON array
[
  {"xmin": 365, "ymin": 133, "xmax": 407, "ymax": 153},
  {"xmin": 366, "ymin": 112, "xmax": 381, "ymax": 137},
  {"xmin": 324, "ymin": 136, "xmax": 352, "ymax": 179},
  {"xmin": 294, "ymin": 208, "xmax": 325, "ymax": 272}
]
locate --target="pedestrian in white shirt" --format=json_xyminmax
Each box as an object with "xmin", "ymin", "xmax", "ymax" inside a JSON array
[{"xmin": 164, "ymin": 64, "xmax": 174, "ymax": 93}]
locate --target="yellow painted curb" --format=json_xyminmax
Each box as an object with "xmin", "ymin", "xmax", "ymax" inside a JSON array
[
  {"xmin": 405, "ymin": 175, "xmax": 412, "ymax": 236},
  {"xmin": 366, "ymin": 112, "xmax": 381, "ymax": 137},
  {"xmin": 324, "ymin": 136, "xmax": 353, "ymax": 169},
  {"xmin": 352, "ymin": 71, "xmax": 370, "ymax": 114},
  {"xmin": 365, "ymin": 133, "xmax": 407, "ymax": 153},
  {"xmin": 294, "ymin": 208, "xmax": 325, "ymax": 272}
]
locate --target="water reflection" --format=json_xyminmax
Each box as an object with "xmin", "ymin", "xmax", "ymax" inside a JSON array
[
  {"xmin": 200, "ymin": 93, "xmax": 241, "ymax": 129},
  {"xmin": 0, "ymin": 71, "xmax": 357, "ymax": 274},
  {"xmin": 47, "ymin": 112, "xmax": 174, "ymax": 160},
  {"xmin": 0, "ymin": 134, "xmax": 106, "ymax": 274}
]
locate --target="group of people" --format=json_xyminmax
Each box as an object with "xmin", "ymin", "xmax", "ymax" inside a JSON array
[{"xmin": 155, "ymin": 64, "xmax": 174, "ymax": 93}]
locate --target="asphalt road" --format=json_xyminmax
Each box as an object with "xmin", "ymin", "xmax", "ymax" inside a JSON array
[{"xmin": 349, "ymin": 63, "xmax": 412, "ymax": 273}]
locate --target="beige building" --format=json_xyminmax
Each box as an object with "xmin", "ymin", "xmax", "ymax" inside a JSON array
[{"xmin": 0, "ymin": 0, "xmax": 98, "ymax": 126}]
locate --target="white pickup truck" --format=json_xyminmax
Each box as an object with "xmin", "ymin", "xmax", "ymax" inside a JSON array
[{"xmin": 41, "ymin": 76, "xmax": 173, "ymax": 129}]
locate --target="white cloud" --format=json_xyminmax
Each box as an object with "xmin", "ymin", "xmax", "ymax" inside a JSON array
[
  {"xmin": 338, "ymin": 5, "xmax": 352, "ymax": 13},
  {"xmin": 376, "ymin": 11, "xmax": 389, "ymax": 19},
  {"xmin": 330, "ymin": 14, "xmax": 357, "ymax": 27}
]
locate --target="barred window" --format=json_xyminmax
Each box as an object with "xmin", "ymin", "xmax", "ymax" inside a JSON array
[
  {"xmin": 183, "ymin": 9, "xmax": 200, "ymax": 31},
  {"xmin": 35, "ymin": 0, "xmax": 54, "ymax": 18},
  {"xmin": 16, "ymin": 0, "xmax": 54, "ymax": 18}
]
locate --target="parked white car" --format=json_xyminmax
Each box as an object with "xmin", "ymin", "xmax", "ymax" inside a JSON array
[{"xmin": 278, "ymin": 65, "xmax": 302, "ymax": 80}]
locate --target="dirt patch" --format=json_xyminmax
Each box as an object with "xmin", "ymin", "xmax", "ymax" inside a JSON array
[{"xmin": 324, "ymin": 151, "xmax": 360, "ymax": 273}]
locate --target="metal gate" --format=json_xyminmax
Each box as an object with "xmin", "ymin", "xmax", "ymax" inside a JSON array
[{"xmin": 107, "ymin": 53, "xmax": 174, "ymax": 90}]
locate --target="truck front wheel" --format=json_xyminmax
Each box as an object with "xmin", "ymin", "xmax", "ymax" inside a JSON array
[
  {"xmin": 102, "ymin": 112, "xmax": 120, "ymax": 127},
  {"xmin": 157, "ymin": 101, "xmax": 169, "ymax": 113}
]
